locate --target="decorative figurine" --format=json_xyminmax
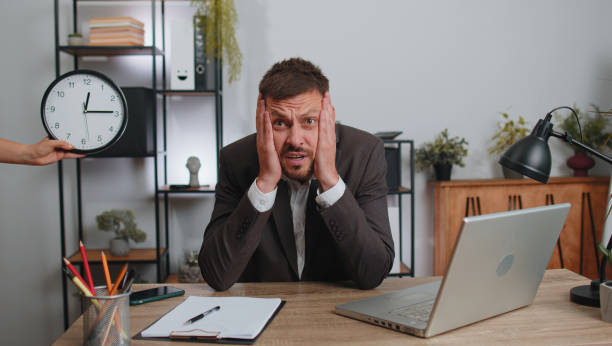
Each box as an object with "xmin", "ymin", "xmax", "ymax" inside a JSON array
[{"xmin": 186, "ymin": 156, "xmax": 201, "ymax": 187}]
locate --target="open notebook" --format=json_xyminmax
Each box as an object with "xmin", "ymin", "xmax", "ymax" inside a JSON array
[{"xmin": 136, "ymin": 296, "xmax": 284, "ymax": 344}]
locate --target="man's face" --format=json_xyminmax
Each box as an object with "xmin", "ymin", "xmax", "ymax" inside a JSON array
[{"xmin": 266, "ymin": 89, "xmax": 322, "ymax": 182}]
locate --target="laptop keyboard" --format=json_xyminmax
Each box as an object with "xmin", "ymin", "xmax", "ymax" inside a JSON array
[{"xmin": 389, "ymin": 299, "xmax": 435, "ymax": 324}]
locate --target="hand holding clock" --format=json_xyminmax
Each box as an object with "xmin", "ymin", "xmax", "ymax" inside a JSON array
[{"xmin": 0, "ymin": 137, "xmax": 85, "ymax": 166}]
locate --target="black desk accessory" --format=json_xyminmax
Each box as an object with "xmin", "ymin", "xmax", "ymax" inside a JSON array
[
  {"xmin": 499, "ymin": 106, "xmax": 612, "ymax": 307},
  {"xmin": 374, "ymin": 131, "xmax": 403, "ymax": 139}
]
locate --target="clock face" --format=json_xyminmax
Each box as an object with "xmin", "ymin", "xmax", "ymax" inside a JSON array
[{"xmin": 41, "ymin": 70, "xmax": 128, "ymax": 153}]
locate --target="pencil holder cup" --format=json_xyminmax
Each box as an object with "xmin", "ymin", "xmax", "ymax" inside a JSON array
[{"xmin": 82, "ymin": 286, "xmax": 131, "ymax": 346}]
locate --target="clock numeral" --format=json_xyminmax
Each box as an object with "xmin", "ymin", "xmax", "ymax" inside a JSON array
[
  {"xmin": 101, "ymin": 84, "xmax": 104, "ymax": 91},
  {"xmin": 66, "ymin": 133, "xmax": 71, "ymax": 140},
  {"xmin": 97, "ymin": 135, "xmax": 103, "ymax": 142},
  {"xmin": 110, "ymin": 95, "xmax": 116, "ymax": 102},
  {"xmin": 114, "ymin": 111, "xmax": 119, "ymax": 117},
  {"xmin": 48, "ymin": 106, "xmax": 55, "ymax": 112},
  {"xmin": 68, "ymin": 81, "xmax": 75, "ymax": 88},
  {"xmin": 81, "ymin": 138, "xmax": 86, "ymax": 145},
  {"xmin": 109, "ymin": 126, "xmax": 114, "ymax": 132},
  {"xmin": 57, "ymin": 91, "xmax": 65, "ymax": 98},
  {"xmin": 54, "ymin": 122, "xmax": 60, "ymax": 129},
  {"xmin": 83, "ymin": 78, "xmax": 91, "ymax": 85}
]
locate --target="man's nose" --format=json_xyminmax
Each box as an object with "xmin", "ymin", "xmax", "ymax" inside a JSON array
[{"xmin": 286, "ymin": 125, "xmax": 304, "ymax": 148}]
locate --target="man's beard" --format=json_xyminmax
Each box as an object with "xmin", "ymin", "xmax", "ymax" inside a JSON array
[
  {"xmin": 282, "ymin": 161, "xmax": 314, "ymax": 182},
  {"xmin": 280, "ymin": 145, "xmax": 314, "ymax": 182}
]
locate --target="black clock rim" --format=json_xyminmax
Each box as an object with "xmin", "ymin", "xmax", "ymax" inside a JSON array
[{"xmin": 40, "ymin": 69, "xmax": 128, "ymax": 154}]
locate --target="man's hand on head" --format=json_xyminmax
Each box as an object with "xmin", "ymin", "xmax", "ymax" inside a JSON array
[
  {"xmin": 255, "ymin": 93, "xmax": 282, "ymax": 193},
  {"xmin": 314, "ymin": 92, "xmax": 338, "ymax": 191}
]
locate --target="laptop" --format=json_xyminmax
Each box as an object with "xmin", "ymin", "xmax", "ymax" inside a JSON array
[{"xmin": 335, "ymin": 203, "xmax": 570, "ymax": 338}]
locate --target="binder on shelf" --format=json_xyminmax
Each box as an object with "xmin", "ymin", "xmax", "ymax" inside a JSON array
[{"xmin": 135, "ymin": 296, "xmax": 285, "ymax": 344}]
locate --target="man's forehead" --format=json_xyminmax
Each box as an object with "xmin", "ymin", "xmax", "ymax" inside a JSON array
[{"xmin": 266, "ymin": 90, "xmax": 322, "ymax": 108}]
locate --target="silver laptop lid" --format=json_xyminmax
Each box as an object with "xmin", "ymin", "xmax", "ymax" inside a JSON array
[{"xmin": 426, "ymin": 203, "xmax": 570, "ymax": 337}]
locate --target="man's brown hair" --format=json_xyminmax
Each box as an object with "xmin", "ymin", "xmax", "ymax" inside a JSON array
[{"xmin": 259, "ymin": 57, "xmax": 329, "ymax": 100}]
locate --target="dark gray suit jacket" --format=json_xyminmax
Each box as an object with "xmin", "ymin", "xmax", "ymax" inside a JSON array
[{"xmin": 199, "ymin": 124, "xmax": 394, "ymax": 291}]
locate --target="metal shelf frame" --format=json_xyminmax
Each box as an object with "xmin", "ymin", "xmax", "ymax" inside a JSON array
[
  {"xmin": 53, "ymin": 0, "xmax": 224, "ymax": 330},
  {"xmin": 383, "ymin": 139, "xmax": 415, "ymax": 278}
]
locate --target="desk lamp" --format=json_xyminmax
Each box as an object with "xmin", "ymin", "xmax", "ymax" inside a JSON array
[{"xmin": 499, "ymin": 106, "xmax": 612, "ymax": 307}]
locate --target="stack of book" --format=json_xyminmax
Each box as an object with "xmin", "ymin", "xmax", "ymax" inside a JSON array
[{"xmin": 88, "ymin": 16, "xmax": 145, "ymax": 46}]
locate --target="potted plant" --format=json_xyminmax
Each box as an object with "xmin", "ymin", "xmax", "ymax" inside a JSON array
[
  {"xmin": 488, "ymin": 112, "xmax": 530, "ymax": 179},
  {"xmin": 554, "ymin": 104, "xmax": 612, "ymax": 176},
  {"xmin": 191, "ymin": 0, "xmax": 243, "ymax": 83},
  {"xmin": 178, "ymin": 250, "xmax": 204, "ymax": 283},
  {"xmin": 96, "ymin": 209, "xmax": 146, "ymax": 256},
  {"xmin": 599, "ymin": 241, "xmax": 612, "ymax": 322},
  {"xmin": 68, "ymin": 32, "xmax": 83, "ymax": 46},
  {"xmin": 416, "ymin": 129, "xmax": 469, "ymax": 181}
]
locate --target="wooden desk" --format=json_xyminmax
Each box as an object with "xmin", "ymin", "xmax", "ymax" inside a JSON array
[{"xmin": 54, "ymin": 270, "xmax": 612, "ymax": 345}]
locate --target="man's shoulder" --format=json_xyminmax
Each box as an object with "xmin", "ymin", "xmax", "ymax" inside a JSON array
[
  {"xmin": 337, "ymin": 124, "xmax": 383, "ymax": 150},
  {"xmin": 221, "ymin": 133, "xmax": 257, "ymax": 156}
]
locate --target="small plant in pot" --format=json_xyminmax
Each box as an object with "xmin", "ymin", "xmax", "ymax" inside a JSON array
[
  {"xmin": 68, "ymin": 32, "xmax": 83, "ymax": 46},
  {"xmin": 96, "ymin": 209, "xmax": 146, "ymax": 256},
  {"xmin": 554, "ymin": 104, "xmax": 612, "ymax": 176},
  {"xmin": 178, "ymin": 250, "xmax": 203, "ymax": 283},
  {"xmin": 416, "ymin": 129, "xmax": 468, "ymax": 181},
  {"xmin": 488, "ymin": 112, "xmax": 529, "ymax": 179}
]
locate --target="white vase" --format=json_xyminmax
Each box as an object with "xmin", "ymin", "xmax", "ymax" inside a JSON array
[
  {"xmin": 68, "ymin": 36, "xmax": 83, "ymax": 46},
  {"xmin": 600, "ymin": 281, "xmax": 612, "ymax": 322},
  {"xmin": 110, "ymin": 238, "xmax": 130, "ymax": 256}
]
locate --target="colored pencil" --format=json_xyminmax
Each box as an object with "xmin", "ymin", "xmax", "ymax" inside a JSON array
[
  {"xmin": 62, "ymin": 267, "xmax": 100, "ymax": 309},
  {"xmin": 80, "ymin": 241, "xmax": 95, "ymax": 295},
  {"xmin": 101, "ymin": 251, "xmax": 112, "ymax": 294},
  {"xmin": 110, "ymin": 263, "xmax": 128, "ymax": 295},
  {"xmin": 63, "ymin": 258, "xmax": 92, "ymax": 295}
]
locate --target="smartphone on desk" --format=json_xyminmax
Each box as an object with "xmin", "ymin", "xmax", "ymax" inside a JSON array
[{"xmin": 129, "ymin": 286, "xmax": 185, "ymax": 305}]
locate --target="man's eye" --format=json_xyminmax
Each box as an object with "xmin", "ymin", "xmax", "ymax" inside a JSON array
[
  {"xmin": 273, "ymin": 120, "xmax": 286, "ymax": 127},
  {"xmin": 305, "ymin": 119, "xmax": 316, "ymax": 125}
]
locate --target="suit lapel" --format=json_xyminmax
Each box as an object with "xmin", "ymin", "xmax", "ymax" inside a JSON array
[{"xmin": 271, "ymin": 180, "xmax": 299, "ymax": 278}]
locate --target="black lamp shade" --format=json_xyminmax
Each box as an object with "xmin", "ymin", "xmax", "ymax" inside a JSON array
[{"xmin": 499, "ymin": 135, "xmax": 551, "ymax": 183}]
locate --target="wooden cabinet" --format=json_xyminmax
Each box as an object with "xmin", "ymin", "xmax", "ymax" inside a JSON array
[{"xmin": 431, "ymin": 176, "xmax": 610, "ymax": 279}]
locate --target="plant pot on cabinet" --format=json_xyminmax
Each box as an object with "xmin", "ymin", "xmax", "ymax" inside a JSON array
[
  {"xmin": 601, "ymin": 281, "xmax": 612, "ymax": 322},
  {"xmin": 567, "ymin": 151, "xmax": 595, "ymax": 177},
  {"xmin": 434, "ymin": 164, "xmax": 452, "ymax": 181},
  {"xmin": 110, "ymin": 238, "xmax": 130, "ymax": 256},
  {"xmin": 179, "ymin": 264, "xmax": 203, "ymax": 283}
]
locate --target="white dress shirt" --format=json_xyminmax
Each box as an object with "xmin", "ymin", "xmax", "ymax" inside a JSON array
[{"xmin": 247, "ymin": 176, "xmax": 346, "ymax": 278}]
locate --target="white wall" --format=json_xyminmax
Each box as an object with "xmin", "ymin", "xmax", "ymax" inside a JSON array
[{"xmin": 1, "ymin": 0, "xmax": 612, "ymax": 344}]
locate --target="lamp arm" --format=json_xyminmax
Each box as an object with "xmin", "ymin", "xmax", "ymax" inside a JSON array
[{"xmin": 550, "ymin": 130, "xmax": 612, "ymax": 165}]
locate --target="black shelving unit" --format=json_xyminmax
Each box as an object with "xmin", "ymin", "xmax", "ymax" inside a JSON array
[
  {"xmin": 384, "ymin": 139, "xmax": 415, "ymax": 278},
  {"xmin": 53, "ymin": 0, "xmax": 223, "ymax": 329}
]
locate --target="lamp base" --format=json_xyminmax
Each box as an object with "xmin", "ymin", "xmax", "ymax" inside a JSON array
[{"xmin": 569, "ymin": 279, "xmax": 601, "ymax": 307}]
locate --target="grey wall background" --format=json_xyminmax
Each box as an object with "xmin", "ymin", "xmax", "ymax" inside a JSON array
[{"xmin": 1, "ymin": 0, "xmax": 612, "ymax": 344}]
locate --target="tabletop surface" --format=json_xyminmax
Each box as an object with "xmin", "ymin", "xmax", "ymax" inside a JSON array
[{"xmin": 53, "ymin": 269, "xmax": 612, "ymax": 345}]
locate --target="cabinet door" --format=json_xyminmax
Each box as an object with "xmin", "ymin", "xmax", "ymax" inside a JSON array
[{"xmin": 433, "ymin": 177, "xmax": 610, "ymax": 279}]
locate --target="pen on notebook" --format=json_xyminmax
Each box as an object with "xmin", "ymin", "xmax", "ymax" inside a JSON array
[{"xmin": 184, "ymin": 306, "xmax": 221, "ymax": 325}]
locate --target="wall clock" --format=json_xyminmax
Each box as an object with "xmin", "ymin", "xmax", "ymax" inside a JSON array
[{"xmin": 41, "ymin": 69, "xmax": 128, "ymax": 153}]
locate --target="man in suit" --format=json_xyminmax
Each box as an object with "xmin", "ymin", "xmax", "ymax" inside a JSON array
[{"xmin": 199, "ymin": 57, "xmax": 394, "ymax": 291}]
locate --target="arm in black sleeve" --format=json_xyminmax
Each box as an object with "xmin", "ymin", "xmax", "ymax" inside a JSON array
[{"xmin": 319, "ymin": 139, "xmax": 395, "ymax": 289}]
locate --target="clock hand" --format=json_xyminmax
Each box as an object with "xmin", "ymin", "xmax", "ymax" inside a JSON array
[
  {"xmin": 84, "ymin": 92, "xmax": 90, "ymax": 111},
  {"xmin": 84, "ymin": 113, "xmax": 90, "ymax": 140},
  {"xmin": 87, "ymin": 110, "xmax": 114, "ymax": 114}
]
